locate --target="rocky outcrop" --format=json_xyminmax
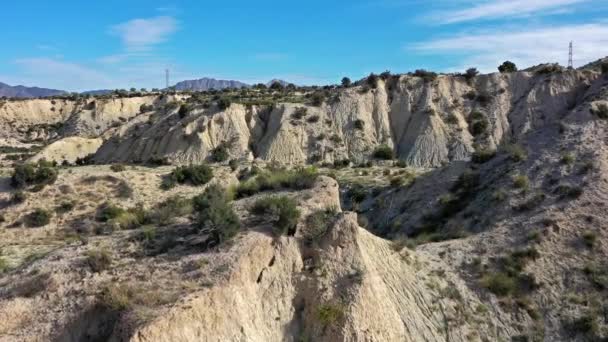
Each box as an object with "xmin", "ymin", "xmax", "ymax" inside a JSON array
[{"xmin": 29, "ymin": 137, "xmax": 103, "ymax": 164}]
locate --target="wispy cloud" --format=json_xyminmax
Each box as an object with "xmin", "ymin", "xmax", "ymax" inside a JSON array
[
  {"xmin": 432, "ymin": 0, "xmax": 589, "ymax": 24},
  {"xmin": 110, "ymin": 16, "xmax": 178, "ymax": 51},
  {"xmin": 411, "ymin": 23, "xmax": 608, "ymax": 71}
]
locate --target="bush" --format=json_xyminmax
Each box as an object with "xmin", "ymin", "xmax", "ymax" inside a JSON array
[
  {"xmin": 10, "ymin": 190, "xmax": 26, "ymax": 204},
  {"xmin": 582, "ymin": 231, "xmax": 597, "ymax": 248},
  {"xmin": 471, "ymin": 148, "xmax": 496, "ymax": 163},
  {"xmin": 513, "ymin": 174, "xmax": 530, "ymax": 189},
  {"xmin": 310, "ymin": 92, "xmax": 325, "ymax": 106},
  {"xmin": 304, "ymin": 208, "xmax": 337, "ymax": 244},
  {"xmin": 217, "ymin": 97, "xmax": 231, "ymax": 110},
  {"xmin": 464, "ymin": 67, "xmax": 479, "ymax": 80},
  {"xmin": 162, "ymin": 164, "xmax": 213, "ymax": 189},
  {"xmin": 554, "ymin": 184, "xmax": 583, "ymax": 199},
  {"xmin": 353, "ymin": 119, "xmax": 365, "ymax": 130},
  {"xmin": 505, "ymin": 144, "xmax": 527, "ymax": 162},
  {"xmin": 341, "ymin": 77, "xmax": 352, "ymax": 87},
  {"xmin": 306, "ymin": 115, "xmax": 320, "ymax": 123},
  {"xmin": 480, "ymin": 272, "xmax": 517, "ymax": 296},
  {"xmin": 498, "ymin": 61, "xmax": 517, "ymax": 73},
  {"xmin": 413, "ymin": 69, "xmax": 438, "ymax": 82},
  {"xmin": 150, "ymin": 196, "xmax": 193, "ymax": 225},
  {"xmin": 366, "ymin": 73, "xmax": 379, "ymax": 89},
  {"xmin": 291, "ymin": 107, "xmax": 308, "ymax": 120},
  {"xmin": 211, "ymin": 144, "xmax": 229, "ymax": 163},
  {"xmin": 316, "ymin": 304, "xmax": 344, "ymax": 327},
  {"xmin": 251, "ymin": 196, "xmax": 300, "ymax": 236},
  {"xmin": 11, "ymin": 162, "xmax": 58, "ymax": 189},
  {"xmin": 25, "ymin": 208, "xmax": 52, "ymax": 227},
  {"xmin": 86, "ymin": 249, "xmax": 112, "ymax": 272},
  {"xmin": 468, "ymin": 111, "xmax": 489, "ymax": 136},
  {"xmin": 373, "ymin": 144, "xmax": 394, "ymax": 160},
  {"xmin": 228, "ymin": 159, "xmax": 239, "ymax": 172},
  {"xmin": 560, "ymin": 152, "xmax": 575, "ymax": 165},
  {"xmin": 55, "ymin": 200, "xmax": 75, "ymax": 214},
  {"xmin": 234, "ymin": 167, "xmax": 318, "ymax": 198},
  {"xmin": 194, "ymin": 184, "xmax": 241, "ymax": 244},
  {"xmin": 110, "ymin": 164, "xmax": 126, "ymax": 172},
  {"xmin": 601, "ymin": 62, "xmax": 608, "ymax": 74}
]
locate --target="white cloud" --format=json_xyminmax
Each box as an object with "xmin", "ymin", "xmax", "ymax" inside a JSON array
[
  {"xmin": 110, "ymin": 16, "xmax": 178, "ymax": 51},
  {"xmin": 411, "ymin": 23, "xmax": 608, "ymax": 71},
  {"xmin": 433, "ymin": 0, "xmax": 589, "ymax": 24}
]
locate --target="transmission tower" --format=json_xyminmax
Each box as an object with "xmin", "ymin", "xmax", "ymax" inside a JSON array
[
  {"xmin": 568, "ymin": 42, "xmax": 573, "ymax": 69},
  {"xmin": 165, "ymin": 69, "xmax": 170, "ymax": 88}
]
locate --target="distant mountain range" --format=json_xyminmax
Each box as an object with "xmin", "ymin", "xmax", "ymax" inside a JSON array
[
  {"xmin": 172, "ymin": 77, "xmax": 291, "ymax": 91},
  {"xmin": 0, "ymin": 77, "xmax": 293, "ymax": 98},
  {"xmin": 0, "ymin": 82, "xmax": 66, "ymax": 98}
]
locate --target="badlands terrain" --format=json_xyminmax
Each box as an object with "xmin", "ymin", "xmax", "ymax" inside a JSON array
[{"xmin": 0, "ymin": 62, "xmax": 607, "ymax": 341}]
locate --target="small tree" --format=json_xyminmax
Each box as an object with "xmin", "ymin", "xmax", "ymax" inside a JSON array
[
  {"xmin": 373, "ymin": 145, "xmax": 394, "ymax": 160},
  {"xmin": 465, "ymin": 68, "xmax": 479, "ymax": 80},
  {"xmin": 498, "ymin": 61, "xmax": 517, "ymax": 73},
  {"xmin": 341, "ymin": 77, "xmax": 352, "ymax": 88},
  {"xmin": 130, "ymin": 88, "xmax": 137, "ymax": 93},
  {"xmin": 217, "ymin": 97, "xmax": 231, "ymax": 110},
  {"xmin": 270, "ymin": 81, "xmax": 284, "ymax": 91},
  {"xmin": 367, "ymin": 73, "xmax": 379, "ymax": 89}
]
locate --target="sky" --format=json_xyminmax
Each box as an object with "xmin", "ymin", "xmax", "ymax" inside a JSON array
[{"xmin": 1, "ymin": 0, "xmax": 607, "ymax": 91}]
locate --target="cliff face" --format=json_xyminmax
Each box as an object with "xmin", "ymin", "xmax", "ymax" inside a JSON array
[{"xmin": 0, "ymin": 69, "xmax": 600, "ymax": 168}]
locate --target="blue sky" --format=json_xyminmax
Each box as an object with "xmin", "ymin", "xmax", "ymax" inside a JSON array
[{"xmin": 1, "ymin": 0, "xmax": 607, "ymax": 91}]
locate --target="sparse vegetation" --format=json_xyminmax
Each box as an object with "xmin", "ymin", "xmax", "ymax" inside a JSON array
[
  {"xmin": 251, "ymin": 196, "xmax": 300, "ymax": 236},
  {"xmin": 471, "ymin": 148, "xmax": 496, "ymax": 163},
  {"xmin": 367, "ymin": 73, "xmax": 379, "ymax": 89},
  {"xmin": 25, "ymin": 208, "xmax": 52, "ymax": 227},
  {"xmin": 591, "ymin": 103, "xmax": 608, "ymax": 119},
  {"xmin": 211, "ymin": 144, "xmax": 230, "ymax": 163},
  {"xmin": 373, "ymin": 144, "xmax": 394, "ymax": 160},
  {"xmin": 234, "ymin": 166, "xmax": 318, "ymax": 198},
  {"xmin": 86, "ymin": 249, "xmax": 112, "ymax": 272},
  {"xmin": 304, "ymin": 207, "xmax": 337, "ymax": 244},
  {"xmin": 110, "ymin": 164, "xmax": 126, "ymax": 172},
  {"xmin": 468, "ymin": 111, "xmax": 489, "ymax": 136},
  {"xmin": 11, "ymin": 161, "xmax": 58, "ymax": 189},
  {"xmin": 512, "ymin": 174, "xmax": 530, "ymax": 190},
  {"xmin": 316, "ymin": 304, "xmax": 344, "ymax": 327},
  {"xmin": 193, "ymin": 184, "xmax": 241, "ymax": 244},
  {"xmin": 505, "ymin": 144, "xmax": 528, "ymax": 162},
  {"xmin": 162, "ymin": 164, "xmax": 213, "ymax": 189},
  {"xmin": 581, "ymin": 231, "xmax": 597, "ymax": 248}
]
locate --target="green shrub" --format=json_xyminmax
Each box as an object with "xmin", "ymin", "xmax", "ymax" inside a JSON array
[
  {"xmin": 25, "ymin": 208, "xmax": 52, "ymax": 227},
  {"xmin": 291, "ymin": 107, "xmax": 308, "ymax": 119},
  {"xmin": 110, "ymin": 164, "xmax": 126, "ymax": 172},
  {"xmin": 582, "ymin": 263, "xmax": 608, "ymax": 290},
  {"xmin": 471, "ymin": 148, "xmax": 496, "ymax": 163},
  {"xmin": 464, "ymin": 68, "xmax": 479, "ymax": 80},
  {"xmin": 564, "ymin": 314, "xmax": 599, "ymax": 337},
  {"xmin": 251, "ymin": 196, "xmax": 300, "ymax": 236},
  {"xmin": 555, "ymin": 184, "xmax": 583, "ymax": 199},
  {"xmin": 11, "ymin": 162, "xmax": 58, "ymax": 189},
  {"xmin": 86, "ymin": 248, "xmax": 112, "ymax": 272},
  {"xmin": 367, "ymin": 73, "xmax": 379, "ymax": 88},
  {"xmin": 194, "ymin": 184, "xmax": 241, "ymax": 244},
  {"xmin": 211, "ymin": 144, "xmax": 229, "ymax": 163},
  {"xmin": 498, "ymin": 61, "xmax": 517, "ymax": 73},
  {"xmin": 582, "ymin": 231, "xmax": 597, "ymax": 248},
  {"xmin": 560, "ymin": 152, "xmax": 575, "ymax": 165},
  {"xmin": 151, "ymin": 196, "xmax": 193, "ymax": 225},
  {"xmin": 310, "ymin": 92, "xmax": 325, "ymax": 106},
  {"xmin": 304, "ymin": 208, "xmax": 337, "ymax": 244},
  {"xmin": 505, "ymin": 144, "xmax": 527, "ymax": 162},
  {"xmin": 341, "ymin": 77, "xmax": 352, "ymax": 87},
  {"xmin": 514, "ymin": 193, "xmax": 546, "ymax": 211},
  {"xmin": 468, "ymin": 111, "xmax": 489, "ymax": 136},
  {"xmin": 513, "ymin": 174, "xmax": 530, "ymax": 189},
  {"xmin": 10, "ymin": 191, "xmax": 26, "ymax": 204},
  {"xmin": 228, "ymin": 159, "xmax": 239, "ymax": 172},
  {"xmin": 97, "ymin": 203, "xmax": 126, "ymax": 222},
  {"xmin": 217, "ymin": 97, "xmax": 231, "ymax": 110},
  {"xmin": 55, "ymin": 200, "xmax": 75, "ymax": 214},
  {"xmin": 316, "ymin": 304, "xmax": 344, "ymax": 327},
  {"xmin": 413, "ymin": 69, "xmax": 438, "ymax": 82},
  {"xmin": 162, "ymin": 164, "xmax": 213, "ymax": 189},
  {"xmin": 234, "ymin": 167, "xmax": 318, "ymax": 198},
  {"xmin": 373, "ymin": 144, "xmax": 394, "ymax": 160}
]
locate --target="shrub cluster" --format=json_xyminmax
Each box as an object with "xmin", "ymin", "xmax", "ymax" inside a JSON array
[
  {"xmin": 373, "ymin": 144, "xmax": 394, "ymax": 160},
  {"xmin": 251, "ymin": 196, "xmax": 300, "ymax": 236},
  {"xmin": 25, "ymin": 208, "xmax": 52, "ymax": 227},
  {"xmin": 468, "ymin": 111, "xmax": 489, "ymax": 136},
  {"xmin": 193, "ymin": 184, "xmax": 241, "ymax": 244},
  {"xmin": 162, "ymin": 164, "xmax": 213, "ymax": 189},
  {"xmin": 234, "ymin": 167, "xmax": 318, "ymax": 198},
  {"xmin": 11, "ymin": 161, "xmax": 58, "ymax": 189},
  {"xmin": 498, "ymin": 61, "xmax": 518, "ymax": 73}
]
